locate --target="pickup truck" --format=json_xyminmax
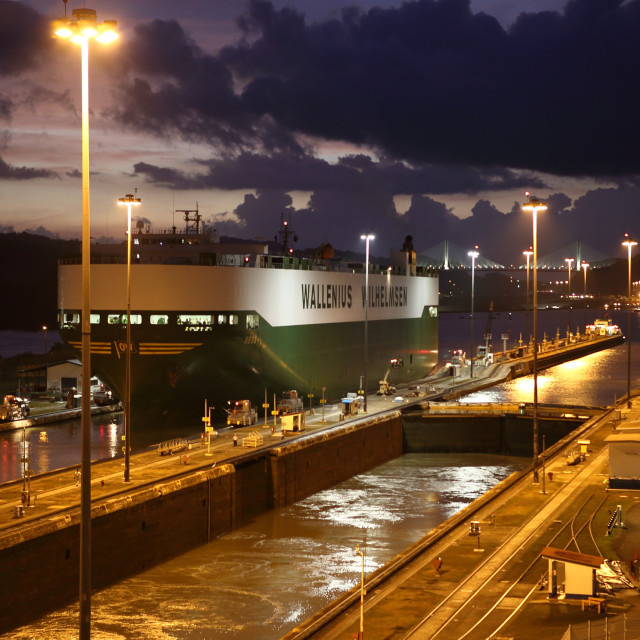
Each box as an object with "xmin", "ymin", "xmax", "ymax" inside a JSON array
[
  {"xmin": 0, "ymin": 395, "xmax": 30, "ymax": 422},
  {"xmin": 93, "ymin": 389, "xmax": 117, "ymax": 406}
]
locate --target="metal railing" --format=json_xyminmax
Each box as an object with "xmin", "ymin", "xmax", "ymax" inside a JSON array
[
  {"xmin": 242, "ymin": 432, "xmax": 264, "ymax": 448},
  {"xmin": 157, "ymin": 438, "xmax": 189, "ymax": 456},
  {"xmin": 58, "ymin": 253, "xmax": 436, "ymax": 278},
  {"xmin": 562, "ymin": 614, "xmax": 640, "ymax": 640}
]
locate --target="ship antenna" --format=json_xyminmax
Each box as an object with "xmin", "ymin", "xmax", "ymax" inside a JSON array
[{"xmin": 278, "ymin": 213, "xmax": 296, "ymax": 257}]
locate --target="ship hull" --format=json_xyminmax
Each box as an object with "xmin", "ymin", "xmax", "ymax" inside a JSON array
[{"xmin": 58, "ymin": 261, "xmax": 439, "ymax": 430}]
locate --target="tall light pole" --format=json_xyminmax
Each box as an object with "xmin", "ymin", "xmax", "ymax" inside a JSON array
[
  {"xmin": 565, "ymin": 258, "xmax": 574, "ymax": 339},
  {"xmin": 52, "ymin": 9, "xmax": 118, "ymax": 639},
  {"xmin": 623, "ymin": 235, "xmax": 637, "ymax": 408},
  {"xmin": 523, "ymin": 249, "xmax": 533, "ymax": 347},
  {"xmin": 42, "ymin": 325, "xmax": 48, "ymax": 354},
  {"xmin": 355, "ymin": 540, "xmax": 366, "ymax": 639},
  {"xmin": 361, "ymin": 233, "xmax": 374, "ymax": 413},
  {"xmin": 468, "ymin": 248, "xmax": 479, "ymax": 378},
  {"xmin": 118, "ymin": 193, "xmax": 141, "ymax": 482},
  {"xmin": 522, "ymin": 195, "xmax": 547, "ymax": 485},
  {"xmin": 581, "ymin": 261, "xmax": 589, "ymax": 328}
]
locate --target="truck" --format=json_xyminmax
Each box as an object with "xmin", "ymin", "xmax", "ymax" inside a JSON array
[
  {"xmin": 225, "ymin": 399, "xmax": 257, "ymax": 427},
  {"xmin": 377, "ymin": 358, "xmax": 403, "ymax": 395},
  {"xmin": 0, "ymin": 395, "xmax": 30, "ymax": 422},
  {"xmin": 377, "ymin": 370, "xmax": 397, "ymax": 396},
  {"xmin": 90, "ymin": 377, "xmax": 118, "ymax": 406},
  {"xmin": 277, "ymin": 390, "xmax": 304, "ymax": 415}
]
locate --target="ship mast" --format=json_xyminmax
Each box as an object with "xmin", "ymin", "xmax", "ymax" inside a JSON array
[
  {"xmin": 278, "ymin": 213, "xmax": 297, "ymax": 256},
  {"xmin": 176, "ymin": 206, "xmax": 201, "ymax": 235}
]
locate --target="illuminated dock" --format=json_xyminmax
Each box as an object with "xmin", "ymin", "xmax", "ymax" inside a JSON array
[{"xmin": 0, "ymin": 331, "xmax": 626, "ymax": 634}]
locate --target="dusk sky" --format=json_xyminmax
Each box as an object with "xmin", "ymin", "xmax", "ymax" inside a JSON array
[{"xmin": 2, "ymin": 0, "xmax": 640, "ymax": 264}]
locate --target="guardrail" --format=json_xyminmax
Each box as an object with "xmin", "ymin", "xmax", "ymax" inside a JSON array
[
  {"xmin": 242, "ymin": 432, "xmax": 264, "ymax": 448},
  {"xmin": 157, "ymin": 438, "xmax": 190, "ymax": 456}
]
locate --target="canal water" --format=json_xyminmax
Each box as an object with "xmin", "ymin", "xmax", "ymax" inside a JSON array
[
  {"xmin": 9, "ymin": 453, "xmax": 526, "ymax": 640},
  {"xmin": 441, "ymin": 308, "xmax": 640, "ymax": 407},
  {"xmin": 3, "ymin": 308, "xmax": 639, "ymax": 638},
  {"xmin": 3, "ymin": 309, "xmax": 638, "ymax": 482}
]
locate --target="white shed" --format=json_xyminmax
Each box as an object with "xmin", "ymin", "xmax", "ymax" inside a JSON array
[
  {"xmin": 606, "ymin": 423, "xmax": 640, "ymax": 489},
  {"xmin": 18, "ymin": 359, "xmax": 81, "ymax": 397},
  {"xmin": 541, "ymin": 547, "xmax": 603, "ymax": 599},
  {"xmin": 45, "ymin": 360, "xmax": 82, "ymax": 396},
  {"xmin": 281, "ymin": 411, "xmax": 305, "ymax": 433}
]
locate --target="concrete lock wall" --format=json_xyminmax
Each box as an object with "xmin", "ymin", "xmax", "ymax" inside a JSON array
[
  {"xmin": 0, "ymin": 414, "xmax": 404, "ymax": 633},
  {"xmin": 402, "ymin": 415, "xmax": 582, "ymax": 455},
  {"xmin": 269, "ymin": 412, "xmax": 404, "ymax": 508},
  {"xmin": 0, "ymin": 410, "xmax": 577, "ymax": 634},
  {"xmin": 1, "ymin": 410, "xmax": 581, "ymax": 633},
  {"xmin": 0, "ymin": 464, "xmax": 236, "ymax": 634}
]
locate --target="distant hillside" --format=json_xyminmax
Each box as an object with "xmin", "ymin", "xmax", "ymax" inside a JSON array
[{"xmin": 0, "ymin": 233, "xmax": 80, "ymax": 331}]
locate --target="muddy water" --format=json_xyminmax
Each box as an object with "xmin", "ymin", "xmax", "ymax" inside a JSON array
[{"xmin": 9, "ymin": 453, "xmax": 526, "ymax": 639}]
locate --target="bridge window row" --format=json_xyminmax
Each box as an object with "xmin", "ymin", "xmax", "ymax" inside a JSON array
[{"xmin": 59, "ymin": 312, "xmax": 259, "ymax": 330}]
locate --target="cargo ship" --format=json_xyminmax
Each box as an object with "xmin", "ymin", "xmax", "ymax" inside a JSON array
[{"xmin": 57, "ymin": 211, "xmax": 439, "ymax": 428}]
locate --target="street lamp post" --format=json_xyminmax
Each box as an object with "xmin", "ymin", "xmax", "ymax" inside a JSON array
[
  {"xmin": 355, "ymin": 541, "xmax": 366, "ymax": 639},
  {"xmin": 581, "ymin": 261, "xmax": 589, "ymax": 328},
  {"xmin": 623, "ymin": 235, "xmax": 637, "ymax": 408},
  {"xmin": 52, "ymin": 9, "xmax": 118, "ymax": 639},
  {"xmin": 42, "ymin": 325, "xmax": 48, "ymax": 354},
  {"xmin": 361, "ymin": 234, "xmax": 374, "ymax": 413},
  {"xmin": 564, "ymin": 258, "xmax": 574, "ymax": 340},
  {"xmin": 468, "ymin": 248, "xmax": 479, "ymax": 378},
  {"xmin": 21, "ymin": 423, "xmax": 30, "ymax": 508},
  {"xmin": 523, "ymin": 249, "xmax": 533, "ymax": 348},
  {"xmin": 118, "ymin": 193, "xmax": 141, "ymax": 483},
  {"xmin": 522, "ymin": 195, "xmax": 547, "ymax": 485}
]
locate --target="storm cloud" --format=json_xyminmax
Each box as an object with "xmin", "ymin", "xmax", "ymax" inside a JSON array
[
  {"xmin": 0, "ymin": 156, "xmax": 57, "ymax": 180},
  {"xmin": 133, "ymin": 152, "xmax": 542, "ymax": 194},
  {"xmin": 0, "ymin": 1, "xmax": 50, "ymax": 77},
  {"xmin": 1, "ymin": 0, "xmax": 639, "ymax": 262},
  {"xmin": 108, "ymin": 0, "xmax": 640, "ymax": 178}
]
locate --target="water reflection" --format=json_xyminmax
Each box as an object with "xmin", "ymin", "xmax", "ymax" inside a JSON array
[
  {"xmin": 11, "ymin": 453, "xmax": 526, "ymax": 639},
  {"xmin": 1, "ymin": 311, "xmax": 633, "ymax": 485},
  {"xmin": 0, "ymin": 414, "xmax": 125, "ymax": 482},
  {"xmin": 439, "ymin": 310, "xmax": 640, "ymax": 407},
  {"xmin": 461, "ymin": 344, "xmax": 634, "ymax": 407}
]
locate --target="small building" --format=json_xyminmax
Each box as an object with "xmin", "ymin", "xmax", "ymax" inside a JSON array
[
  {"xmin": 18, "ymin": 360, "xmax": 82, "ymax": 399},
  {"xmin": 281, "ymin": 411, "xmax": 305, "ymax": 433},
  {"xmin": 541, "ymin": 547, "xmax": 603, "ymax": 599},
  {"xmin": 341, "ymin": 397, "xmax": 359, "ymax": 416},
  {"xmin": 605, "ymin": 422, "xmax": 640, "ymax": 489}
]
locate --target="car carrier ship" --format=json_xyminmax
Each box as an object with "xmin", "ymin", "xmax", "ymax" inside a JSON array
[{"xmin": 57, "ymin": 211, "xmax": 439, "ymax": 428}]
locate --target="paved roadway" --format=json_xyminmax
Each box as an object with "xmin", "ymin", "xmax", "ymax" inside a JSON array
[
  {"xmin": 0, "ymin": 362, "xmax": 467, "ymax": 532},
  {"xmin": 0, "ymin": 343, "xmax": 612, "ymax": 533}
]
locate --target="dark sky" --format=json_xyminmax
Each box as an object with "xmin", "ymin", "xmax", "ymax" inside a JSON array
[{"xmin": 1, "ymin": 0, "xmax": 640, "ymax": 264}]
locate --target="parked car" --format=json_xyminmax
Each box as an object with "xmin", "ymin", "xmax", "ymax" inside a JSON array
[{"xmin": 0, "ymin": 395, "xmax": 30, "ymax": 422}]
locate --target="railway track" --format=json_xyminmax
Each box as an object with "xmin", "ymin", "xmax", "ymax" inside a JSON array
[{"xmin": 291, "ymin": 441, "xmax": 612, "ymax": 640}]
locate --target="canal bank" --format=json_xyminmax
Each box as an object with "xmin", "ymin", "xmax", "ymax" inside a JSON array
[
  {"xmin": 0, "ymin": 412, "xmax": 407, "ymax": 633},
  {"xmin": 0, "ymin": 332, "xmax": 625, "ymax": 635},
  {"xmin": 0, "ymin": 401, "xmax": 120, "ymax": 435},
  {"xmin": 285, "ymin": 397, "xmax": 640, "ymax": 640},
  {"xmin": 0, "ymin": 406, "xmax": 601, "ymax": 634}
]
